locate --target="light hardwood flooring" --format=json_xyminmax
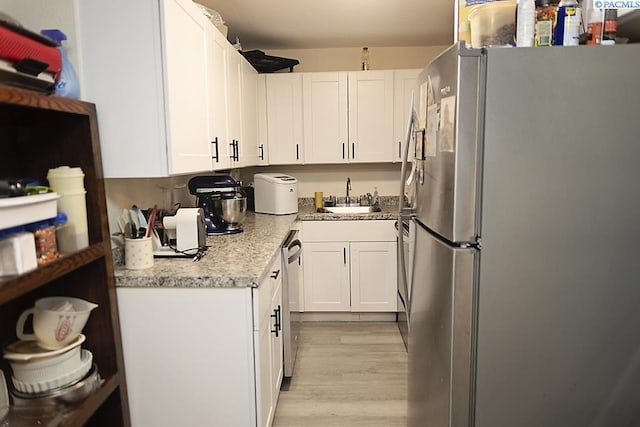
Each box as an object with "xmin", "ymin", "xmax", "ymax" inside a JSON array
[{"xmin": 273, "ymin": 321, "xmax": 408, "ymax": 427}]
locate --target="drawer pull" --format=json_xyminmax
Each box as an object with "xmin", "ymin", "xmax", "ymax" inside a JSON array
[
  {"xmin": 271, "ymin": 269, "xmax": 280, "ymax": 279},
  {"xmin": 271, "ymin": 305, "xmax": 281, "ymax": 336}
]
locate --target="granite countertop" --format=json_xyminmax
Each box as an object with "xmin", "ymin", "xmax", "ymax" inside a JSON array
[
  {"xmin": 296, "ymin": 196, "xmax": 398, "ymax": 221},
  {"xmin": 115, "ymin": 212, "xmax": 297, "ymax": 288},
  {"xmin": 114, "ymin": 198, "xmax": 399, "ymax": 289}
]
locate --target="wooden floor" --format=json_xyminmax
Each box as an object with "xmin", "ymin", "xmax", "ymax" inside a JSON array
[{"xmin": 273, "ymin": 322, "xmax": 408, "ymax": 427}]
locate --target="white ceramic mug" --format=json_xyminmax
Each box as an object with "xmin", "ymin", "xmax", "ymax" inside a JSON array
[
  {"xmin": 16, "ymin": 297, "xmax": 98, "ymax": 349},
  {"xmin": 125, "ymin": 237, "xmax": 154, "ymax": 270}
]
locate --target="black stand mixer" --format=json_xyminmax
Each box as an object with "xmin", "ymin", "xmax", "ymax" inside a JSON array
[{"xmin": 188, "ymin": 175, "xmax": 247, "ymax": 235}]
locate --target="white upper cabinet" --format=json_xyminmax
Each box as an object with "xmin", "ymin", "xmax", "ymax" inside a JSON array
[
  {"xmin": 162, "ymin": 0, "xmax": 211, "ymax": 173},
  {"xmin": 394, "ymin": 69, "xmax": 421, "ymax": 162},
  {"xmin": 302, "ymin": 72, "xmax": 349, "ymax": 164},
  {"xmin": 301, "ymin": 71, "xmax": 394, "ymax": 164},
  {"xmin": 239, "ymin": 57, "xmax": 259, "ymax": 167},
  {"xmin": 226, "ymin": 43, "xmax": 243, "ymax": 167},
  {"xmin": 77, "ymin": 0, "xmax": 212, "ymax": 177},
  {"xmin": 207, "ymin": 25, "xmax": 230, "ymax": 171},
  {"xmin": 266, "ymin": 74, "xmax": 304, "ymax": 165},
  {"xmin": 256, "ymin": 75, "xmax": 269, "ymax": 165},
  {"xmin": 348, "ymin": 70, "xmax": 395, "ymax": 163}
]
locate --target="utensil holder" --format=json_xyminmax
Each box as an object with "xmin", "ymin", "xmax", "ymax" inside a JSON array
[{"xmin": 125, "ymin": 237, "xmax": 153, "ymax": 270}]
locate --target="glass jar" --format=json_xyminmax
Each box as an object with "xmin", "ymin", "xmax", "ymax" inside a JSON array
[
  {"xmin": 535, "ymin": 0, "xmax": 558, "ymax": 46},
  {"xmin": 26, "ymin": 219, "xmax": 59, "ymax": 265}
]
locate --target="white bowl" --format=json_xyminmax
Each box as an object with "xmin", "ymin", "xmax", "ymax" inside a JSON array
[
  {"xmin": 11, "ymin": 363, "xmax": 101, "ymax": 407},
  {"xmin": 8, "ymin": 344, "xmax": 83, "ymax": 385},
  {"xmin": 12, "ymin": 349, "xmax": 93, "ymax": 394}
]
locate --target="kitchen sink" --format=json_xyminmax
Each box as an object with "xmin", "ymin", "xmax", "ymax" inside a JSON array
[{"xmin": 318, "ymin": 205, "xmax": 382, "ymax": 214}]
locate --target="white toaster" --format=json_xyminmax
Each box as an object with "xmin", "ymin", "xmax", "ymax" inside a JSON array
[{"xmin": 254, "ymin": 173, "xmax": 298, "ymax": 215}]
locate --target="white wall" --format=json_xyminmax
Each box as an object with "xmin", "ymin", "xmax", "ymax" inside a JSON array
[
  {"xmin": 263, "ymin": 46, "xmax": 447, "ymax": 73},
  {"xmin": 241, "ymin": 163, "xmax": 401, "ymax": 200}
]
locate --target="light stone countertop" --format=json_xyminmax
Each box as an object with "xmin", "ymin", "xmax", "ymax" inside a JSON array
[{"xmin": 114, "ymin": 200, "xmax": 399, "ymax": 289}]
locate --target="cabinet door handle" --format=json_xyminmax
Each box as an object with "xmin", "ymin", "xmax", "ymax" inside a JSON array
[
  {"xmin": 259, "ymin": 144, "xmax": 264, "ymax": 160},
  {"xmin": 343, "ymin": 247, "xmax": 347, "ymax": 264},
  {"xmin": 271, "ymin": 305, "xmax": 281, "ymax": 336},
  {"xmin": 271, "ymin": 269, "xmax": 280, "ymax": 279},
  {"xmin": 296, "ymin": 143, "xmax": 299, "ymax": 160},
  {"xmin": 398, "ymin": 141, "xmax": 401, "ymax": 159},
  {"xmin": 229, "ymin": 140, "xmax": 235, "ymax": 160},
  {"xmin": 234, "ymin": 140, "xmax": 239, "ymax": 161},
  {"xmin": 352, "ymin": 142, "xmax": 355, "ymax": 159},
  {"xmin": 277, "ymin": 304, "xmax": 282, "ymax": 331},
  {"xmin": 342, "ymin": 143, "xmax": 345, "ymax": 159},
  {"xmin": 212, "ymin": 137, "xmax": 219, "ymax": 162}
]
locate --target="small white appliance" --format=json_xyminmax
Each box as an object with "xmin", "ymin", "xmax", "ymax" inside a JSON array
[
  {"xmin": 254, "ymin": 173, "xmax": 298, "ymax": 215},
  {"xmin": 159, "ymin": 208, "xmax": 206, "ymax": 255}
]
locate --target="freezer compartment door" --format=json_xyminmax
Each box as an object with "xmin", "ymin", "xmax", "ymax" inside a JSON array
[
  {"xmin": 408, "ymin": 220, "xmax": 477, "ymax": 427},
  {"xmin": 414, "ymin": 44, "xmax": 482, "ymax": 244}
]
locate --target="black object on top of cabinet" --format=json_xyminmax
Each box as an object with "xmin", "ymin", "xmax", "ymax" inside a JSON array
[
  {"xmin": 240, "ymin": 50, "xmax": 299, "ymax": 73},
  {"xmin": 0, "ymin": 84, "xmax": 131, "ymax": 426}
]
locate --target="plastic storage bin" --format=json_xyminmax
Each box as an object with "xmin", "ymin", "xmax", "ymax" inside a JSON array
[
  {"xmin": 468, "ymin": 1, "xmax": 517, "ymax": 48},
  {"xmin": 0, "ymin": 193, "xmax": 59, "ymax": 231}
]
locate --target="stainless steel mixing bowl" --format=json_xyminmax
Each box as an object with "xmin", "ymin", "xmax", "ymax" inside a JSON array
[{"xmin": 220, "ymin": 197, "xmax": 247, "ymax": 229}]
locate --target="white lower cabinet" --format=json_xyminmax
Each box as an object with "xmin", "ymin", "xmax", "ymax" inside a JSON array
[
  {"xmin": 116, "ymin": 252, "xmax": 282, "ymax": 427},
  {"xmin": 269, "ymin": 279, "xmax": 284, "ymax": 414},
  {"xmin": 349, "ymin": 241, "xmax": 398, "ymax": 311},
  {"xmin": 302, "ymin": 221, "xmax": 397, "ymax": 312},
  {"xmin": 303, "ymin": 242, "xmax": 351, "ymax": 311}
]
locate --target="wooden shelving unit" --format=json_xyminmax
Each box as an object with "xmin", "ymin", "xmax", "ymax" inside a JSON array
[{"xmin": 0, "ymin": 85, "xmax": 130, "ymax": 426}]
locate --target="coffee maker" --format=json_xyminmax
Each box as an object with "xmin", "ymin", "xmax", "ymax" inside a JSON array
[{"xmin": 188, "ymin": 175, "xmax": 247, "ymax": 235}]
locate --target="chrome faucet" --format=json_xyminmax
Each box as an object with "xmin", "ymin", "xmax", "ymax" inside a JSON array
[{"xmin": 345, "ymin": 177, "xmax": 352, "ymax": 205}]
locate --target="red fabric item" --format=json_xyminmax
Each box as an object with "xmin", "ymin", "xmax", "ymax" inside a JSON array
[{"xmin": 0, "ymin": 26, "xmax": 61, "ymax": 77}]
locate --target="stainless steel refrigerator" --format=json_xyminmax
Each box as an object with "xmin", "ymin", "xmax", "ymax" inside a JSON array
[{"xmin": 399, "ymin": 42, "xmax": 640, "ymax": 427}]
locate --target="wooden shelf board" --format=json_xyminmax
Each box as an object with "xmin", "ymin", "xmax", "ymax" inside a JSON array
[
  {"xmin": 0, "ymin": 244, "xmax": 106, "ymax": 304},
  {"xmin": 59, "ymin": 374, "xmax": 121, "ymax": 427}
]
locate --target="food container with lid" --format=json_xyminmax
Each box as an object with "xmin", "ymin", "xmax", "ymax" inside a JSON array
[
  {"xmin": 468, "ymin": 1, "xmax": 517, "ymax": 47},
  {"xmin": 0, "ymin": 192, "xmax": 59, "ymax": 231}
]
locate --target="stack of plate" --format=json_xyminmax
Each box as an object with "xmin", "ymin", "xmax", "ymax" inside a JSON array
[{"xmin": 2, "ymin": 334, "xmax": 95, "ymax": 398}]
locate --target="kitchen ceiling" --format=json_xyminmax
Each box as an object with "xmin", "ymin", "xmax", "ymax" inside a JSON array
[{"xmin": 195, "ymin": 0, "xmax": 455, "ymax": 49}]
